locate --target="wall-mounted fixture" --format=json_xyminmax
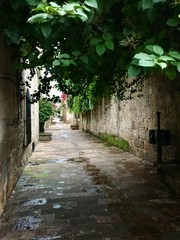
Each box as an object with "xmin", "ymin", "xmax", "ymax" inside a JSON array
[{"xmin": 149, "ymin": 112, "xmax": 171, "ymax": 163}]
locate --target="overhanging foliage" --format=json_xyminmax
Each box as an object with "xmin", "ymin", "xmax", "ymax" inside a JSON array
[{"xmin": 0, "ymin": 0, "xmax": 179, "ymax": 111}]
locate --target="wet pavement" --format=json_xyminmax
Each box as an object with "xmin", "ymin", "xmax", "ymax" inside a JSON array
[{"xmin": 0, "ymin": 121, "xmax": 180, "ymax": 240}]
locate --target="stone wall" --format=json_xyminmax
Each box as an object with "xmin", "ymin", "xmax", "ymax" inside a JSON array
[
  {"xmin": 81, "ymin": 75, "xmax": 180, "ymax": 163},
  {"xmin": 0, "ymin": 37, "xmax": 39, "ymax": 215}
]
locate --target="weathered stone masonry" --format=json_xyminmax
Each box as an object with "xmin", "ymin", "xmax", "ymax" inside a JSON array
[
  {"xmin": 0, "ymin": 37, "xmax": 39, "ymax": 215},
  {"xmin": 81, "ymin": 75, "xmax": 180, "ymax": 163}
]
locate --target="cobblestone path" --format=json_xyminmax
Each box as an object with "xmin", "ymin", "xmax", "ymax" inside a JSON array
[{"xmin": 0, "ymin": 121, "xmax": 180, "ymax": 240}]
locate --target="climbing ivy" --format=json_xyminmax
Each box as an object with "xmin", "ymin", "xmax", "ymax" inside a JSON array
[{"xmin": 0, "ymin": 0, "xmax": 179, "ymax": 111}]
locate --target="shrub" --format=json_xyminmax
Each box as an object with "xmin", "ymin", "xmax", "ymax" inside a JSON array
[{"xmin": 39, "ymin": 99, "xmax": 53, "ymax": 132}]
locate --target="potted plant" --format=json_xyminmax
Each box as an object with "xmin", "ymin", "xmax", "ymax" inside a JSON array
[
  {"xmin": 39, "ymin": 99, "xmax": 53, "ymax": 140},
  {"xmin": 39, "ymin": 99, "xmax": 53, "ymax": 132}
]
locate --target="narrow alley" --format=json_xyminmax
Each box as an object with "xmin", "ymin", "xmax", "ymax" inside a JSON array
[{"xmin": 0, "ymin": 121, "xmax": 180, "ymax": 240}]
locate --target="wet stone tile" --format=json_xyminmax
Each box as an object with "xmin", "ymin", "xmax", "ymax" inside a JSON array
[{"xmin": 13, "ymin": 216, "xmax": 41, "ymax": 231}]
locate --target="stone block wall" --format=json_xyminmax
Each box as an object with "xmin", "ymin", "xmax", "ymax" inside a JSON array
[
  {"xmin": 81, "ymin": 75, "xmax": 180, "ymax": 163},
  {"xmin": 0, "ymin": 37, "xmax": 39, "ymax": 215}
]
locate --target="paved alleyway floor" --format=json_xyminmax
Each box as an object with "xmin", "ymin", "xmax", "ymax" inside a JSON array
[{"xmin": 0, "ymin": 121, "xmax": 180, "ymax": 240}]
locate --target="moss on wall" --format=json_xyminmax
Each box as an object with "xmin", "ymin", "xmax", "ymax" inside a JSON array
[{"xmin": 98, "ymin": 133, "xmax": 129, "ymax": 151}]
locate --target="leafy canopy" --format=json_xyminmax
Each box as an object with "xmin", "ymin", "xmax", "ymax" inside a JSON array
[{"xmin": 0, "ymin": 0, "xmax": 180, "ymax": 111}]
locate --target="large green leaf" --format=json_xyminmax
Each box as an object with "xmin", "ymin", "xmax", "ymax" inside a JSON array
[
  {"xmin": 26, "ymin": 0, "xmax": 39, "ymax": 6},
  {"xmin": 166, "ymin": 18, "xmax": 180, "ymax": 27},
  {"xmin": 84, "ymin": 0, "xmax": 98, "ymax": 9},
  {"xmin": 157, "ymin": 62, "xmax": 167, "ymax": 69},
  {"xmin": 145, "ymin": 45, "xmax": 154, "ymax": 53},
  {"xmin": 90, "ymin": 38, "xmax": 101, "ymax": 45},
  {"xmin": 80, "ymin": 55, "xmax": 89, "ymax": 64},
  {"xmin": 96, "ymin": 43, "xmax": 106, "ymax": 56},
  {"xmin": 128, "ymin": 65, "xmax": 141, "ymax": 78},
  {"xmin": 41, "ymin": 24, "xmax": 52, "ymax": 39},
  {"xmin": 72, "ymin": 51, "xmax": 81, "ymax": 56},
  {"xmin": 59, "ymin": 53, "xmax": 70, "ymax": 59},
  {"xmin": 138, "ymin": 59, "xmax": 155, "ymax": 67},
  {"xmin": 152, "ymin": 45, "xmax": 164, "ymax": 56},
  {"xmin": 142, "ymin": 0, "xmax": 153, "ymax": 11},
  {"xmin": 158, "ymin": 56, "xmax": 175, "ymax": 62},
  {"xmin": 134, "ymin": 52, "xmax": 155, "ymax": 60},
  {"xmin": 177, "ymin": 63, "xmax": 180, "ymax": 72},
  {"xmin": 53, "ymin": 60, "xmax": 61, "ymax": 66},
  {"xmin": 104, "ymin": 40, "xmax": 114, "ymax": 50},
  {"xmin": 75, "ymin": 8, "xmax": 88, "ymax": 22},
  {"xmin": 168, "ymin": 51, "xmax": 180, "ymax": 61},
  {"xmin": 28, "ymin": 13, "xmax": 53, "ymax": 23}
]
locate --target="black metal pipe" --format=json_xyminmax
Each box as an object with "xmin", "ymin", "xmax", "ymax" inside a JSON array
[{"xmin": 156, "ymin": 112, "xmax": 162, "ymax": 163}]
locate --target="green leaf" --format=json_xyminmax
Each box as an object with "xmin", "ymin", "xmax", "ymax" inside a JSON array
[
  {"xmin": 131, "ymin": 59, "xmax": 139, "ymax": 65},
  {"xmin": 168, "ymin": 51, "xmax": 180, "ymax": 61},
  {"xmin": 28, "ymin": 13, "xmax": 53, "ymax": 23},
  {"xmin": 4, "ymin": 29, "xmax": 18, "ymax": 44},
  {"xmin": 128, "ymin": 65, "xmax": 141, "ymax": 78},
  {"xmin": 41, "ymin": 24, "xmax": 52, "ymax": 39},
  {"xmin": 80, "ymin": 55, "xmax": 89, "ymax": 64},
  {"xmin": 166, "ymin": 18, "xmax": 180, "ymax": 27},
  {"xmin": 102, "ymin": 33, "xmax": 112, "ymax": 40},
  {"xmin": 145, "ymin": 45, "xmax": 154, "ymax": 53},
  {"xmin": 138, "ymin": 59, "xmax": 155, "ymax": 67},
  {"xmin": 104, "ymin": 40, "xmax": 114, "ymax": 50},
  {"xmin": 59, "ymin": 53, "xmax": 70, "ymax": 59},
  {"xmin": 49, "ymin": 2, "xmax": 60, "ymax": 7},
  {"xmin": 166, "ymin": 68, "xmax": 177, "ymax": 80},
  {"xmin": 142, "ymin": 0, "xmax": 153, "ymax": 11},
  {"xmin": 61, "ymin": 59, "xmax": 71, "ymax": 66},
  {"xmin": 177, "ymin": 63, "xmax": 180, "ymax": 72},
  {"xmin": 146, "ymin": 8, "xmax": 158, "ymax": 23},
  {"xmin": 84, "ymin": 0, "xmax": 98, "ymax": 9},
  {"xmin": 96, "ymin": 43, "xmax": 106, "ymax": 56},
  {"xmin": 26, "ymin": 0, "xmax": 39, "ymax": 6},
  {"xmin": 75, "ymin": 8, "xmax": 88, "ymax": 22},
  {"xmin": 123, "ymin": 28, "xmax": 132, "ymax": 37},
  {"xmin": 152, "ymin": 45, "xmax": 164, "ymax": 56},
  {"xmin": 61, "ymin": 59, "xmax": 76, "ymax": 66},
  {"xmin": 158, "ymin": 56, "xmax": 175, "ymax": 62},
  {"xmin": 90, "ymin": 38, "xmax": 101, "ymax": 45},
  {"xmin": 157, "ymin": 62, "xmax": 167, "ymax": 69},
  {"xmin": 10, "ymin": 0, "xmax": 21, "ymax": 9},
  {"xmin": 134, "ymin": 53, "xmax": 155, "ymax": 60},
  {"xmin": 72, "ymin": 51, "xmax": 81, "ymax": 56},
  {"xmin": 53, "ymin": 60, "xmax": 61, "ymax": 66}
]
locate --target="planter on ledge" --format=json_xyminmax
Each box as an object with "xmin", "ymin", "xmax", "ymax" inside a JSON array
[
  {"xmin": 39, "ymin": 132, "xmax": 52, "ymax": 141},
  {"xmin": 70, "ymin": 125, "xmax": 79, "ymax": 130}
]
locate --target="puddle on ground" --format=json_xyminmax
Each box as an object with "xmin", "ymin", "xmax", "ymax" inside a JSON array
[
  {"xmin": 61, "ymin": 133, "xmax": 70, "ymax": 139},
  {"xmin": 57, "ymin": 187, "xmax": 63, "ymax": 190},
  {"xmin": 13, "ymin": 216, "xmax": 41, "ymax": 230},
  {"xmin": 16, "ymin": 176, "xmax": 31, "ymax": 186},
  {"xmin": 58, "ymin": 181, "xmax": 65, "ymax": 184},
  {"xmin": 56, "ymin": 193, "xmax": 64, "ymax": 196},
  {"xmin": 23, "ymin": 198, "xmax": 47, "ymax": 206},
  {"xmin": 53, "ymin": 203, "xmax": 61, "ymax": 209},
  {"xmin": 67, "ymin": 157, "xmax": 88, "ymax": 163},
  {"xmin": 49, "ymin": 159, "xmax": 66, "ymax": 164},
  {"xmin": 32, "ymin": 236, "xmax": 62, "ymax": 240},
  {"xmin": 83, "ymin": 187, "xmax": 102, "ymax": 193},
  {"xmin": 23, "ymin": 184, "xmax": 46, "ymax": 190}
]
